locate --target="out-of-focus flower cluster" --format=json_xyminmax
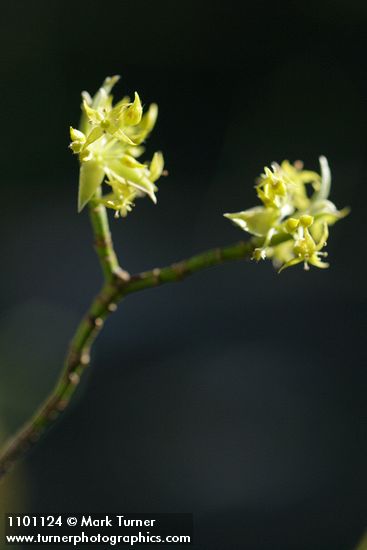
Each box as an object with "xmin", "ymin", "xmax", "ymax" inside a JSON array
[
  {"xmin": 224, "ymin": 157, "xmax": 349, "ymax": 271},
  {"xmin": 70, "ymin": 75, "xmax": 164, "ymax": 217}
]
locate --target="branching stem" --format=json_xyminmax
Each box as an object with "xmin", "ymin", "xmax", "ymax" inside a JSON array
[
  {"xmin": 88, "ymin": 188, "xmax": 125, "ymax": 280},
  {"xmin": 0, "ymin": 203, "xmax": 289, "ymax": 481}
]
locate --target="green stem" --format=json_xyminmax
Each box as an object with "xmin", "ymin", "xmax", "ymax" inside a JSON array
[
  {"xmin": 122, "ymin": 240, "xmax": 255, "ymax": 294},
  {"xmin": 118, "ymin": 231, "xmax": 290, "ymax": 296},
  {"xmin": 88, "ymin": 188, "xmax": 123, "ymax": 281},
  {"xmin": 0, "ymin": 280, "xmax": 116, "ymax": 478},
  {"xmin": 0, "ymin": 227, "xmax": 289, "ymax": 480}
]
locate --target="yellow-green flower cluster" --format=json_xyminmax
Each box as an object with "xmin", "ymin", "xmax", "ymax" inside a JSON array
[
  {"xmin": 70, "ymin": 75, "xmax": 164, "ymax": 217},
  {"xmin": 224, "ymin": 157, "xmax": 349, "ymax": 271}
]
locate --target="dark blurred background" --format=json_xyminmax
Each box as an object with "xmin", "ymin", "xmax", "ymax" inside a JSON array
[{"xmin": 0, "ymin": 1, "xmax": 366, "ymax": 549}]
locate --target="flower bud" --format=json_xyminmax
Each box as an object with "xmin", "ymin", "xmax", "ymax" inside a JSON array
[
  {"xmin": 69, "ymin": 127, "xmax": 86, "ymax": 154},
  {"xmin": 299, "ymin": 215, "xmax": 314, "ymax": 227},
  {"xmin": 284, "ymin": 218, "xmax": 299, "ymax": 233}
]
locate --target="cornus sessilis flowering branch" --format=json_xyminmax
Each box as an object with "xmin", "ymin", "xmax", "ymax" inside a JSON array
[
  {"xmin": 0, "ymin": 75, "xmax": 349, "ymax": 480},
  {"xmin": 225, "ymin": 157, "xmax": 349, "ymax": 271},
  {"xmin": 70, "ymin": 75, "xmax": 164, "ymax": 216}
]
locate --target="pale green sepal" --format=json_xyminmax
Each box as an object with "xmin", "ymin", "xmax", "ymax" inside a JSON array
[
  {"xmin": 278, "ymin": 256, "xmax": 304, "ymax": 273},
  {"xmin": 150, "ymin": 152, "xmax": 164, "ymax": 182},
  {"xmin": 106, "ymin": 161, "xmax": 157, "ymax": 202},
  {"xmin": 141, "ymin": 103, "xmax": 158, "ymax": 133},
  {"xmin": 78, "ymin": 160, "xmax": 105, "ymax": 212},
  {"xmin": 120, "ymin": 155, "xmax": 146, "ymax": 169},
  {"xmin": 92, "ymin": 75, "xmax": 120, "ymax": 109},
  {"xmin": 83, "ymin": 100, "xmax": 102, "ymax": 125},
  {"xmin": 310, "ymin": 199, "xmax": 350, "ymax": 222},
  {"xmin": 313, "ymin": 155, "xmax": 331, "ymax": 202},
  {"xmin": 129, "ymin": 103, "xmax": 158, "ymax": 144},
  {"xmin": 120, "ymin": 92, "xmax": 143, "ymax": 126},
  {"xmin": 224, "ymin": 206, "xmax": 279, "ymax": 237},
  {"xmin": 70, "ymin": 127, "xmax": 85, "ymax": 142},
  {"xmin": 309, "ymin": 200, "xmax": 350, "ymax": 240},
  {"xmin": 85, "ymin": 126, "xmax": 104, "ymax": 146},
  {"xmin": 113, "ymin": 128, "xmax": 136, "ymax": 145},
  {"xmin": 69, "ymin": 127, "xmax": 86, "ymax": 154}
]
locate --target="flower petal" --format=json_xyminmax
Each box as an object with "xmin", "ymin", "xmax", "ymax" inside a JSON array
[
  {"xmin": 78, "ymin": 160, "xmax": 105, "ymax": 212},
  {"xmin": 106, "ymin": 161, "xmax": 157, "ymax": 202},
  {"xmin": 149, "ymin": 152, "xmax": 164, "ymax": 182},
  {"xmin": 224, "ymin": 206, "xmax": 279, "ymax": 237}
]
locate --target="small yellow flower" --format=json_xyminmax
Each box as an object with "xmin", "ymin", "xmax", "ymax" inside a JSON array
[
  {"xmin": 82, "ymin": 91, "xmax": 142, "ymax": 145},
  {"xmin": 256, "ymin": 165, "xmax": 288, "ymax": 209},
  {"xmin": 70, "ymin": 75, "xmax": 165, "ymax": 216},
  {"xmin": 278, "ymin": 216, "xmax": 329, "ymax": 272},
  {"xmin": 100, "ymin": 179, "xmax": 137, "ymax": 218},
  {"xmin": 224, "ymin": 157, "xmax": 348, "ymax": 272}
]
